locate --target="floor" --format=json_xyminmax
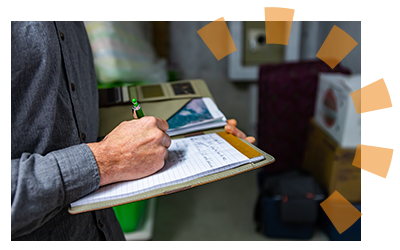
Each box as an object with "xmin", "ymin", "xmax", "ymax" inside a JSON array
[{"xmin": 151, "ymin": 169, "xmax": 329, "ymax": 241}]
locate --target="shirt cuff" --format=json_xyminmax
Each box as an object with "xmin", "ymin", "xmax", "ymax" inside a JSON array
[{"xmin": 50, "ymin": 144, "xmax": 100, "ymax": 204}]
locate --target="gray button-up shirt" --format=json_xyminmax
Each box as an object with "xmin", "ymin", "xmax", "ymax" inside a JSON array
[{"xmin": 11, "ymin": 21, "xmax": 125, "ymax": 240}]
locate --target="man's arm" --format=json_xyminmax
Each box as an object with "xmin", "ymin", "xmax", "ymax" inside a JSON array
[
  {"xmin": 11, "ymin": 144, "xmax": 100, "ymax": 238},
  {"xmin": 11, "ymin": 116, "xmax": 170, "ymax": 238},
  {"xmin": 11, "ymin": 116, "xmax": 248, "ymax": 238}
]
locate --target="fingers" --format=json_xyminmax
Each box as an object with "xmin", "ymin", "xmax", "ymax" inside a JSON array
[
  {"xmin": 153, "ymin": 117, "xmax": 171, "ymax": 148},
  {"xmin": 164, "ymin": 147, "xmax": 169, "ymax": 160},
  {"xmin": 245, "ymin": 136, "xmax": 256, "ymax": 144},
  {"xmin": 225, "ymin": 119, "xmax": 256, "ymax": 144},
  {"xmin": 155, "ymin": 117, "xmax": 169, "ymax": 133},
  {"xmin": 224, "ymin": 124, "xmax": 246, "ymax": 139},
  {"xmin": 227, "ymin": 119, "xmax": 237, "ymax": 127},
  {"xmin": 163, "ymin": 132, "xmax": 172, "ymax": 148},
  {"xmin": 152, "ymin": 118, "xmax": 171, "ymax": 148}
]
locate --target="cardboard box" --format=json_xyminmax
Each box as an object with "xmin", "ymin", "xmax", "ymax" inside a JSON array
[
  {"xmin": 302, "ymin": 119, "xmax": 361, "ymax": 203},
  {"xmin": 314, "ymin": 73, "xmax": 361, "ymax": 148}
]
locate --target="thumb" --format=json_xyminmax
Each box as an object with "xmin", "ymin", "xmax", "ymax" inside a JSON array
[{"xmin": 245, "ymin": 136, "xmax": 256, "ymax": 144}]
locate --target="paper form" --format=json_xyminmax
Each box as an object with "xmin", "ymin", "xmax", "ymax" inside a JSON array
[{"xmin": 71, "ymin": 133, "xmax": 264, "ymax": 207}]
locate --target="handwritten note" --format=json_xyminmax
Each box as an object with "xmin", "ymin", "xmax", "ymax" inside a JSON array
[{"xmin": 71, "ymin": 133, "xmax": 264, "ymax": 207}]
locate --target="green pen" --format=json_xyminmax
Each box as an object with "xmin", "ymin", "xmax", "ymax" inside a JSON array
[{"xmin": 132, "ymin": 99, "xmax": 145, "ymax": 119}]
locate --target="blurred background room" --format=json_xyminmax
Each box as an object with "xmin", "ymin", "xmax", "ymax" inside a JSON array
[{"xmin": 84, "ymin": 21, "xmax": 361, "ymax": 241}]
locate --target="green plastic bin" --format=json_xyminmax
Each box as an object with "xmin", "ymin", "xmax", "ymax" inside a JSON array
[{"xmin": 113, "ymin": 200, "xmax": 147, "ymax": 233}]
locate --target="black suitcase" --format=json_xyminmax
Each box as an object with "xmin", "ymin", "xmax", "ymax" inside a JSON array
[{"xmin": 254, "ymin": 170, "xmax": 325, "ymax": 239}]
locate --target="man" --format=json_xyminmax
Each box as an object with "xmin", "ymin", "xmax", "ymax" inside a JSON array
[{"xmin": 11, "ymin": 21, "xmax": 255, "ymax": 240}]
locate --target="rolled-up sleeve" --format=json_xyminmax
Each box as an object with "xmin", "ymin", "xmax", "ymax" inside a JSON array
[{"xmin": 11, "ymin": 144, "xmax": 100, "ymax": 238}]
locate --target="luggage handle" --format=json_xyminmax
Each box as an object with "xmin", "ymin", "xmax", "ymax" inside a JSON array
[{"xmin": 274, "ymin": 193, "xmax": 324, "ymax": 202}]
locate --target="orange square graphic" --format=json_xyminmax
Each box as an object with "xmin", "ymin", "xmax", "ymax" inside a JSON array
[
  {"xmin": 316, "ymin": 25, "xmax": 358, "ymax": 69},
  {"xmin": 361, "ymin": 77, "xmax": 393, "ymax": 113},
  {"xmin": 264, "ymin": 21, "xmax": 292, "ymax": 45},
  {"xmin": 320, "ymin": 191, "xmax": 362, "ymax": 234},
  {"xmin": 351, "ymin": 88, "xmax": 362, "ymax": 114},
  {"xmin": 353, "ymin": 144, "xmax": 394, "ymax": 178},
  {"xmin": 264, "ymin": 7, "xmax": 295, "ymax": 21},
  {"xmin": 197, "ymin": 17, "xmax": 237, "ymax": 61},
  {"xmin": 351, "ymin": 78, "xmax": 392, "ymax": 114},
  {"xmin": 264, "ymin": 7, "xmax": 295, "ymax": 45}
]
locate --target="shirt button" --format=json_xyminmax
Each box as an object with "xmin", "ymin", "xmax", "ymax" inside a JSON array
[
  {"xmin": 81, "ymin": 133, "xmax": 86, "ymax": 142},
  {"xmin": 71, "ymin": 83, "xmax": 75, "ymax": 91},
  {"xmin": 97, "ymin": 220, "xmax": 103, "ymax": 228},
  {"xmin": 60, "ymin": 32, "xmax": 64, "ymax": 41}
]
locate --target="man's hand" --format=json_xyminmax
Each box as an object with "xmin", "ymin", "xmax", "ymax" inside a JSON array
[
  {"xmin": 224, "ymin": 119, "xmax": 255, "ymax": 144},
  {"xmin": 88, "ymin": 117, "xmax": 171, "ymax": 187}
]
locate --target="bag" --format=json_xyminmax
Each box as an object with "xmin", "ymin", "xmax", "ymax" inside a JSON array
[
  {"xmin": 279, "ymin": 175, "xmax": 322, "ymax": 223},
  {"xmin": 254, "ymin": 170, "xmax": 325, "ymax": 238}
]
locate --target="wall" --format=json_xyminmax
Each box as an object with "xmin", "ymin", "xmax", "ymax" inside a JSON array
[
  {"xmin": 301, "ymin": 21, "xmax": 361, "ymax": 74},
  {"xmin": 168, "ymin": 21, "xmax": 361, "ymax": 139},
  {"xmin": 169, "ymin": 21, "xmax": 254, "ymax": 136}
]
